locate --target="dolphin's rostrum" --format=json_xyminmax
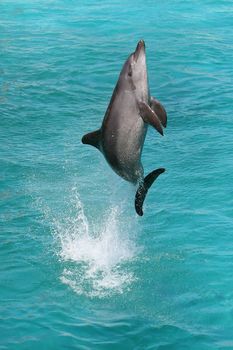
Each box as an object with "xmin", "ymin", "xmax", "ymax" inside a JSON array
[{"xmin": 82, "ymin": 40, "xmax": 167, "ymax": 216}]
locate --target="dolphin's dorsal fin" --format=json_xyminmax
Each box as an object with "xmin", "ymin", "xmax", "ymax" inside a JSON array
[
  {"xmin": 138, "ymin": 101, "xmax": 163, "ymax": 136},
  {"xmin": 82, "ymin": 129, "xmax": 101, "ymax": 150},
  {"xmin": 150, "ymin": 97, "xmax": 167, "ymax": 128}
]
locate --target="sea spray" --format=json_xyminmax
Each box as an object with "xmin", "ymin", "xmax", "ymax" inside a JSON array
[{"xmin": 51, "ymin": 188, "xmax": 138, "ymax": 297}]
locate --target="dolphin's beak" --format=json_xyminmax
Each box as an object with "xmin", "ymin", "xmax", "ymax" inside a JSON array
[{"xmin": 134, "ymin": 40, "xmax": 145, "ymax": 62}]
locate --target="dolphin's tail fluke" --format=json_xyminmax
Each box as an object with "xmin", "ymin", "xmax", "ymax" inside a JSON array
[{"xmin": 135, "ymin": 168, "xmax": 165, "ymax": 216}]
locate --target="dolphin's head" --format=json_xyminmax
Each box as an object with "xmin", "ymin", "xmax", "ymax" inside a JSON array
[{"xmin": 120, "ymin": 40, "xmax": 148, "ymax": 99}]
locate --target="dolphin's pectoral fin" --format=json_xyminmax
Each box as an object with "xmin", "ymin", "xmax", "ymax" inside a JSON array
[
  {"xmin": 135, "ymin": 168, "xmax": 165, "ymax": 216},
  {"xmin": 150, "ymin": 97, "xmax": 167, "ymax": 128},
  {"xmin": 138, "ymin": 101, "xmax": 163, "ymax": 136},
  {"xmin": 82, "ymin": 129, "xmax": 101, "ymax": 150}
]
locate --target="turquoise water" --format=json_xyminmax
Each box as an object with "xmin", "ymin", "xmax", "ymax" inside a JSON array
[{"xmin": 1, "ymin": 0, "xmax": 233, "ymax": 348}]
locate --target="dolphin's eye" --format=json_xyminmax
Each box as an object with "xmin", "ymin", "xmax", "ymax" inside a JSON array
[{"xmin": 128, "ymin": 66, "xmax": 132, "ymax": 77}]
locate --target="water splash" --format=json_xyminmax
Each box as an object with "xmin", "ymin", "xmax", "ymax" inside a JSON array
[{"xmin": 52, "ymin": 189, "xmax": 138, "ymax": 298}]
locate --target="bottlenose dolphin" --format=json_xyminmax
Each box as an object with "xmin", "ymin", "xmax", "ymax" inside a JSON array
[{"xmin": 82, "ymin": 40, "xmax": 167, "ymax": 216}]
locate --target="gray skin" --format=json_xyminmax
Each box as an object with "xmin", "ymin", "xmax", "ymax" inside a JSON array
[
  {"xmin": 82, "ymin": 40, "xmax": 166, "ymax": 215},
  {"xmin": 101, "ymin": 40, "xmax": 149, "ymax": 184}
]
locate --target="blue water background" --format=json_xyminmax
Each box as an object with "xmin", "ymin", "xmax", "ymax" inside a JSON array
[{"xmin": 1, "ymin": 1, "xmax": 233, "ymax": 349}]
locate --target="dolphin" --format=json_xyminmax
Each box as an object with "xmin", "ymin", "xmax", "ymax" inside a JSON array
[{"xmin": 82, "ymin": 40, "xmax": 167, "ymax": 216}]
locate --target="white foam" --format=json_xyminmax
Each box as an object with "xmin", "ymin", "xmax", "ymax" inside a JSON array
[{"xmin": 52, "ymin": 188, "xmax": 138, "ymax": 297}]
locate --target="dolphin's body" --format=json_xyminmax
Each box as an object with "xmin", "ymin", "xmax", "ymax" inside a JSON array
[{"xmin": 82, "ymin": 40, "xmax": 167, "ymax": 216}]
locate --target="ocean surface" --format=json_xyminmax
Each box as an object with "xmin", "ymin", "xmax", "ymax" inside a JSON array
[{"xmin": 1, "ymin": 0, "xmax": 233, "ymax": 349}]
